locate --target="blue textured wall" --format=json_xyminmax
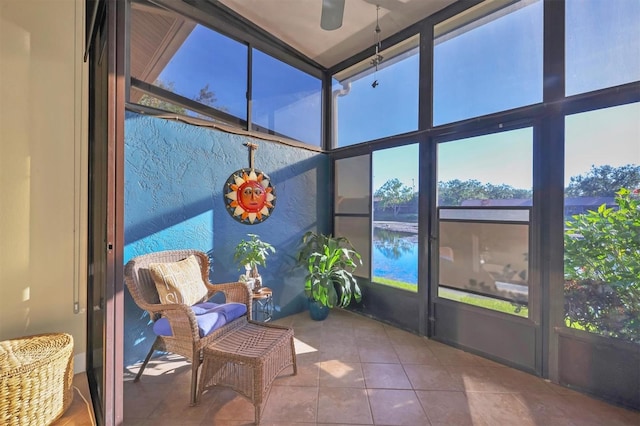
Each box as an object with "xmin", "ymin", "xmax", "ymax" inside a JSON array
[{"xmin": 124, "ymin": 112, "xmax": 329, "ymax": 366}]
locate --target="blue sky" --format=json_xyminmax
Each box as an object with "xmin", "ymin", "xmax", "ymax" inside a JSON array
[
  {"xmin": 366, "ymin": 0, "xmax": 639, "ymax": 191},
  {"xmin": 155, "ymin": 0, "xmax": 639, "ymax": 191}
]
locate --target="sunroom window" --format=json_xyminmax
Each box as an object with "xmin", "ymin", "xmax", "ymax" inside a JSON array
[
  {"xmin": 565, "ymin": 0, "xmax": 640, "ymax": 96},
  {"xmin": 129, "ymin": 3, "xmax": 248, "ymax": 125},
  {"xmin": 332, "ymin": 35, "xmax": 420, "ymax": 148},
  {"xmin": 251, "ymin": 49, "xmax": 322, "ymax": 146},
  {"xmin": 433, "ymin": 0, "xmax": 543, "ymax": 125}
]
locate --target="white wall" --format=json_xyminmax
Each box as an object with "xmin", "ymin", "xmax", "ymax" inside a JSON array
[{"xmin": 0, "ymin": 0, "xmax": 88, "ymax": 373}]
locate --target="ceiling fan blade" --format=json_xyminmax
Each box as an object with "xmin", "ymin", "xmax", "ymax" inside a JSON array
[{"xmin": 321, "ymin": 0, "xmax": 345, "ymax": 31}]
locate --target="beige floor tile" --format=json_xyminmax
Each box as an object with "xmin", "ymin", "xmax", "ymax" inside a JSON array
[
  {"xmin": 120, "ymin": 311, "xmax": 639, "ymax": 426},
  {"xmin": 146, "ymin": 387, "xmax": 212, "ymax": 423},
  {"xmin": 466, "ymin": 392, "xmax": 538, "ymax": 426},
  {"xmin": 362, "ymin": 362, "xmax": 412, "ymax": 389},
  {"xmin": 403, "ymin": 363, "xmax": 464, "ymax": 391},
  {"xmin": 357, "ymin": 343, "xmax": 401, "ymax": 363},
  {"xmin": 293, "ymin": 348, "xmax": 321, "ymax": 365},
  {"xmin": 320, "ymin": 323, "xmax": 355, "ymax": 339},
  {"xmin": 557, "ymin": 393, "xmax": 640, "ymax": 426},
  {"xmin": 445, "ymin": 364, "xmax": 510, "ymax": 393},
  {"xmin": 319, "ymin": 360, "xmax": 366, "ymax": 388},
  {"xmin": 393, "ymin": 344, "xmax": 440, "ymax": 365},
  {"xmin": 317, "ymin": 387, "xmax": 373, "ymax": 424},
  {"xmin": 292, "ymin": 328, "xmax": 324, "ymax": 349},
  {"xmin": 200, "ymin": 388, "xmax": 256, "ymax": 424},
  {"xmin": 355, "ymin": 335, "xmax": 392, "ymax": 349},
  {"xmin": 272, "ymin": 361, "xmax": 319, "ymax": 387},
  {"xmin": 367, "ymin": 389, "xmax": 430, "ymax": 425},
  {"xmin": 429, "ymin": 346, "xmax": 483, "ymax": 367},
  {"xmin": 415, "ymin": 390, "xmax": 477, "ymax": 425},
  {"xmin": 513, "ymin": 391, "xmax": 581, "ymax": 425},
  {"xmin": 260, "ymin": 385, "xmax": 318, "ymax": 423},
  {"xmin": 318, "ymin": 341, "xmax": 361, "ymax": 363},
  {"xmin": 385, "ymin": 326, "xmax": 430, "ymax": 347},
  {"xmin": 487, "ymin": 366, "xmax": 554, "ymax": 393}
]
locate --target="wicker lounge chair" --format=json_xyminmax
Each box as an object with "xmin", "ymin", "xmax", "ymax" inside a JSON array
[{"xmin": 124, "ymin": 249, "xmax": 251, "ymax": 405}]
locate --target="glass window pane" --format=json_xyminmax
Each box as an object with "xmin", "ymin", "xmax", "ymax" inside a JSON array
[
  {"xmin": 333, "ymin": 35, "xmax": 419, "ymax": 147},
  {"xmin": 433, "ymin": 0, "xmax": 543, "ymax": 126},
  {"xmin": 335, "ymin": 216, "xmax": 371, "ymax": 279},
  {"xmin": 130, "ymin": 87, "xmax": 198, "ymax": 116},
  {"xmin": 131, "ymin": 87, "xmax": 239, "ymax": 124},
  {"xmin": 564, "ymin": 103, "xmax": 640, "ymax": 343},
  {"xmin": 437, "ymin": 128, "xmax": 533, "ymax": 207},
  {"xmin": 252, "ymin": 49, "xmax": 322, "ymax": 146},
  {"xmin": 335, "ymin": 155, "xmax": 371, "ymax": 214},
  {"xmin": 437, "ymin": 128, "xmax": 533, "ymax": 316},
  {"xmin": 129, "ymin": 5, "xmax": 247, "ymax": 120},
  {"xmin": 372, "ymin": 144, "xmax": 419, "ymax": 292},
  {"xmin": 566, "ymin": 0, "xmax": 640, "ymax": 96},
  {"xmin": 438, "ymin": 214, "xmax": 529, "ymax": 317}
]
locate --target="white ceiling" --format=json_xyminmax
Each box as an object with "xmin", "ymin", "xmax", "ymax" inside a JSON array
[{"xmin": 218, "ymin": 0, "xmax": 457, "ymax": 68}]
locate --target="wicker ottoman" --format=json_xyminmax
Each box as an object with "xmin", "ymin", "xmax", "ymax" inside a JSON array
[
  {"xmin": 197, "ymin": 320, "xmax": 296, "ymax": 424},
  {"xmin": 0, "ymin": 333, "xmax": 74, "ymax": 426}
]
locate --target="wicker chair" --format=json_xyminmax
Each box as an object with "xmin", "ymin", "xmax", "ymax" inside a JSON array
[{"xmin": 124, "ymin": 249, "xmax": 251, "ymax": 405}]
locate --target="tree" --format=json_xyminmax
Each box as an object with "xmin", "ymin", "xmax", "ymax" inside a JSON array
[
  {"xmin": 138, "ymin": 79, "xmax": 226, "ymax": 117},
  {"xmin": 564, "ymin": 188, "xmax": 640, "ymax": 342},
  {"xmin": 565, "ymin": 164, "xmax": 640, "ymax": 197},
  {"xmin": 437, "ymin": 179, "xmax": 532, "ymax": 206},
  {"xmin": 375, "ymin": 178, "xmax": 414, "ymax": 217},
  {"xmin": 138, "ymin": 80, "xmax": 187, "ymax": 114},
  {"xmin": 194, "ymin": 83, "xmax": 218, "ymax": 107}
]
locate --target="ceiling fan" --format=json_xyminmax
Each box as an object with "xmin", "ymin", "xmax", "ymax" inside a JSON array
[{"xmin": 321, "ymin": 0, "xmax": 345, "ymax": 31}]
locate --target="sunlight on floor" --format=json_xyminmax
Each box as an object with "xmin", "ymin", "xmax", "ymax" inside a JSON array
[
  {"xmin": 126, "ymin": 353, "xmax": 190, "ymax": 380},
  {"xmin": 317, "ymin": 359, "xmax": 354, "ymax": 379},
  {"xmin": 292, "ymin": 336, "xmax": 318, "ymax": 355}
]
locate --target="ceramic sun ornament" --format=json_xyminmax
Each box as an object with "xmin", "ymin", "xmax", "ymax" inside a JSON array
[{"xmin": 224, "ymin": 142, "xmax": 276, "ymax": 224}]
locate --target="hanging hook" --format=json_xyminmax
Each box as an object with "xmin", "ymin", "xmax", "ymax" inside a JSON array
[{"xmin": 244, "ymin": 142, "xmax": 258, "ymax": 169}]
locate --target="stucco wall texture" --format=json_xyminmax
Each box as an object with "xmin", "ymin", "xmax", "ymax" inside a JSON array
[{"xmin": 123, "ymin": 112, "xmax": 329, "ymax": 365}]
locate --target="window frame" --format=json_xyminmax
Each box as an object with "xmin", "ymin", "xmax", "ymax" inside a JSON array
[{"xmin": 125, "ymin": 0, "xmax": 325, "ymax": 148}]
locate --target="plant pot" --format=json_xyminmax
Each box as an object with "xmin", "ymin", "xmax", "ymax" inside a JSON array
[
  {"xmin": 308, "ymin": 299, "xmax": 330, "ymax": 321},
  {"xmin": 241, "ymin": 275, "xmax": 263, "ymax": 292}
]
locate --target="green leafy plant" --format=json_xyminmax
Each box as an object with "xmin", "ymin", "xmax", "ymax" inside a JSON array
[
  {"xmin": 296, "ymin": 231, "xmax": 363, "ymax": 308},
  {"xmin": 564, "ymin": 188, "xmax": 640, "ymax": 342},
  {"xmin": 233, "ymin": 233, "xmax": 275, "ymax": 280}
]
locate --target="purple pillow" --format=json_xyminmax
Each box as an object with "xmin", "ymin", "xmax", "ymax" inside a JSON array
[{"xmin": 152, "ymin": 302, "xmax": 247, "ymax": 337}]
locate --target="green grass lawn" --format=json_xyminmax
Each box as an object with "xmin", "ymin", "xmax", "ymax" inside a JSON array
[
  {"xmin": 371, "ymin": 276, "xmax": 528, "ymax": 318},
  {"xmin": 372, "ymin": 276, "xmax": 418, "ymax": 292},
  {"xmin": 439, "ymin": 288, "xmax": 528, "ymax": 318}
]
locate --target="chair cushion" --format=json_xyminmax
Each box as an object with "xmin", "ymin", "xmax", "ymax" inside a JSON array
[
  {"xmin": 190, "ymin": 302, "xmax": 220, "ymax": 315},
  {"xmin": 153, "ymin": 302, "xmax": 247, "ymax": 337},
  {"xmin": 149, "ymin": 255, "xmax": 208, "ymax": 306}
]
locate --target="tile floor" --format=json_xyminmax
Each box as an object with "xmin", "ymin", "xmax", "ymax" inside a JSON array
[{"xmin": 121, "ymin": 309, "xmax": 639, "ymax": 425}]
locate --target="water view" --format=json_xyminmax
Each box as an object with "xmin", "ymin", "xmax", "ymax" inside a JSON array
[{"xmin": 372, "ymin": 225, "xmax": 418, "ymax": 286}]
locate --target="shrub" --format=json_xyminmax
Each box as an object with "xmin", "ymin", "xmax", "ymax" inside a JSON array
[{"xmin": 564, "ymin": 188, "xmax": 640, "ymax": 342}]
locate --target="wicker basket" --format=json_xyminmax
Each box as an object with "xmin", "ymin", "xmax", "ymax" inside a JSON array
[{"xmin": 0, "ymin": 333, "xmax": 74, "ymax": 426}]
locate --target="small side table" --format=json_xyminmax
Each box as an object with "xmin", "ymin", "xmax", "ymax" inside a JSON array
[
  {"xmin": 251, "ymin": 287, "xmax": 273, "ymax": 322},
  {"xmin": 197, "ymin": 320, "xmax": 297, "ymax": 424}
]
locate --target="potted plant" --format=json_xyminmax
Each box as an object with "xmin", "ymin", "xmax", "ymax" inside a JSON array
[
  {"xmin": 234, "ymin": 233, "xmax": 275, "ymax": 291},
  {"xmin": 296, "ymin": 231, "xmax": 362, "ymax": 320}
]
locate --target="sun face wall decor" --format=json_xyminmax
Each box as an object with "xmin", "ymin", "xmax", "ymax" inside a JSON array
[{"xmin": 224, "ymin": 143, "xmax": 276, "ymax": 224}]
